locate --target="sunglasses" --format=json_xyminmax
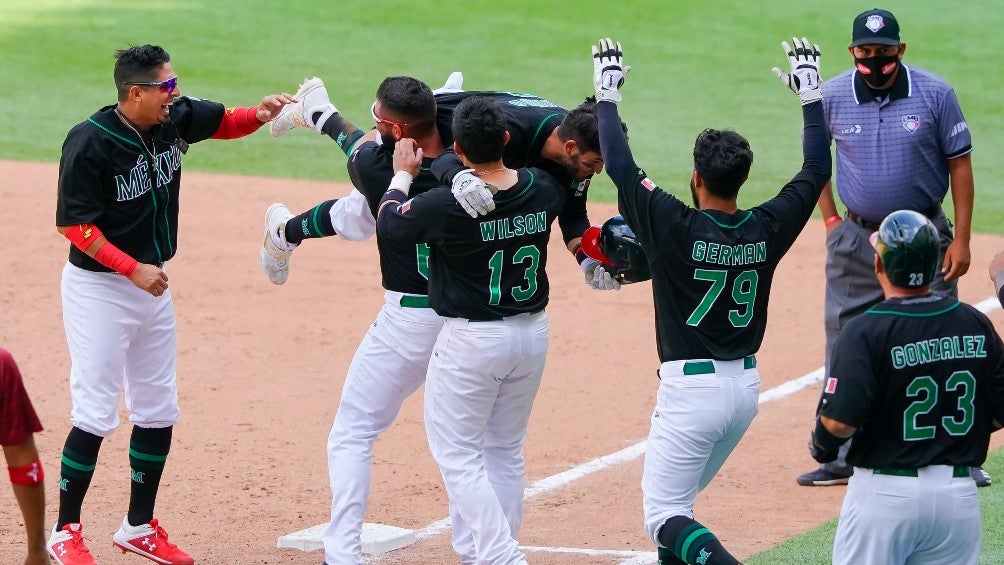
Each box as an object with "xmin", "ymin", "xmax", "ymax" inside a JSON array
[
  {"xmin": 123, "ymin": 76, "xmax": 178, "ymax": 93},
  {"xmin": 370, "ymin": 101, "xmax": 407, "ymax": 128}
]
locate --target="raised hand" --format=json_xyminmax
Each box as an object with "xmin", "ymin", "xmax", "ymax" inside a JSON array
[
  {"xmin": 771, "ymin": 37, "xmax": 822, "ymax": 105},
  {"xmin": 592, "ymin": 38, "xmax": 629, "ymax": 103}
]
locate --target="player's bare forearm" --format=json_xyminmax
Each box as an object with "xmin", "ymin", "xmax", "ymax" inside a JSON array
[{"xmin": 820, "ymin": 415, "xmax": 856, "ymax": 438}]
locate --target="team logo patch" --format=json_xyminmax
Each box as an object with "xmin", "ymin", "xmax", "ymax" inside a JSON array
[
  {"xmin": 824, "ymin": 377, "xmax": 838, "ymax": 394},
  {"xmin": 575, "ymin": 177, "xmax": 590, "ymax": 197},
  {"xmin": 901, "ymin": 115, "xmax": 921, "ymax": 134},
  {"xmin": 641, "ymin": 177, "xmax": 657, "ymax": 191},
  {"xmin": 865, "ymin": 15, "xmax": 885, "ymax": 33}
]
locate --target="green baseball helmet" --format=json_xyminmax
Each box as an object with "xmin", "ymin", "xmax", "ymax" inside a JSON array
[{"xmin": 874, "ymin": 210, "xmax": 940, "ymax": 288}]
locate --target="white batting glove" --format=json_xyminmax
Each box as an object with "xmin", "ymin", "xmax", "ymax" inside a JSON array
[
  {"xmin": 433, "ymin": 71, "xmax": 464, "ymax": 94},
  {"xmin": 581, "ymin": 258, "xmax": 622, "ymax": 291},
  {"xmin": 772, "ymin": 37, "xmax": 822, "ymax": 105},
  {"xmin": 451, "ymin": 169, "xmax": 495, "ymax": 218},
  {"xmin": 592, "ymin": 38, "xmax": 629, "ymax": 103}
]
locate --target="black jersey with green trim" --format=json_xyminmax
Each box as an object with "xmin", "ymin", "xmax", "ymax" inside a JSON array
[
  {"xmin": 376, "ymin": 168, "xmax": 566, "ymax": 321},
  {"xmin": 432, "ymin": 91, "xmax": 590, "ymax": 245},
  {"xmin": 596, "ymin": 101, "xmax": 830, "ymax": 362},
  {"xmin": 347, "ymin": 141, "xmax": 443, "ymax": 294},
  {"xmin": 56, "ymin": 97, "xmax": 225, "ymax": 271},
  {"xmin": 820, "ymin": 294, "xmax": 1004, "ymax": 469}
]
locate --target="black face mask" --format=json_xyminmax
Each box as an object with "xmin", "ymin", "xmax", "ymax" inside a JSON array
[{"xmin": 854, "ymin": 55, "xmax": 900, "ymax": 88}]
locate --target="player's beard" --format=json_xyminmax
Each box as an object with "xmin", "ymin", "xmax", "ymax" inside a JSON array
[
  {"xmin": 380, "ymin": 131, "xmax": 396, "ymax": 149},
  {"xmin": 690, "ymin": 178, "xmax": 699, "ymax": 208}
]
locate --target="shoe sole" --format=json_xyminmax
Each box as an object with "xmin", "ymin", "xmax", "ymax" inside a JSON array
[
  {"xmin": 796, "ymin": 477, "xmax": 849, "ymax": 486},
  {"xmin": 261, "ymin": 203, "xmax": 293, "ymax": 285},
  {"xmin": 270, "ymin": 77, "xmax": 324, "ymax": 137}
]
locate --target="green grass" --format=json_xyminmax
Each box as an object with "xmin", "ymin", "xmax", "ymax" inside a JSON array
[
  {"xmin": 2, "ymin": 0, "xmax": 1004, "ymax": 231},
  {"xmin": 746, "ymin": 447, "xmax": 1004, "ymax": 564}
]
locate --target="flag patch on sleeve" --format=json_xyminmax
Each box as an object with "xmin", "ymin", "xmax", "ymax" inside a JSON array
[
  {"xmin": 824, "ymin": 377, "xmax": 838, "ymax": 394},
  {"xmin": 641, "ymin": 177, "xmax": 657, "ymax": 191}
]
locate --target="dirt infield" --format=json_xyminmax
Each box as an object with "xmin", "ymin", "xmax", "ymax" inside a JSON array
[{"xmin": 1, "ymin": 160, "xmax": 1002, "ymax": 564}]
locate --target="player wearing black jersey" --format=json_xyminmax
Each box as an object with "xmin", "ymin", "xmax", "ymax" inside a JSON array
[
  {"xmin": 262, "ymin": 78, "xmax": 620, "ymax": 291},
  {"xmin": 377, "ymin": 95, "xmax": 567, "ymax": 565},
  {"xmin": 52, "ymin": 44, "xmax": 294, "ymax": 565},
  {"xmin": 591, "ymin": 37, "xmax": 831, "ymax": 565},
  {"xmin": 809, "ymin": 209, "xmax": 1004, "ymax": 564}
]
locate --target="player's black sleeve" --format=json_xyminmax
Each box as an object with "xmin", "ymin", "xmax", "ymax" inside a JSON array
[
  {"xmin": 596, "ymin": 101, "xmax": 635, "ymax": 185},
  {"xmin": 376, "ymin": 187, "xmax": 450, "ymax": 246},
  {"xmin": 56, "ymin": 123, "xmax": 106, "ymax": 226},
  {"xmin": 168, "ymin": 96, "xmax": 226, "ymax": 144},
  {"xmin": 819, "ymin": 319, "xmax": 877, "ymax": 428},
  {"xmin": 430, "ymin": 150, "xmax": 465, "ymax": 185}
]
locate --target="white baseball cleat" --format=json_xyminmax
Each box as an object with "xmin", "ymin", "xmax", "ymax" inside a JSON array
[
  {"xmin": 270, "ymin": 77, "xmax": 338, "ymax": 137},
  {"xmin": 260, "ymin": 203, "xmax": 297, "ymax": 285},
  {"xmin": 433, "ymin": 71, "xmax": 464, "ymax": 94}
]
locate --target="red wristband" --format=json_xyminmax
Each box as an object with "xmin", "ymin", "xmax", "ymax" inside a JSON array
[
  {"xmin": 211, "ymin": 106, "xmax": 263, "ymax": 139},
  {"xmin": 8, "ymin": 460, "xmax": 44, "ymax": 486},
  {"xmin": 824, "ymin": 215, "xmax": 842, "ymax": 227},
  {"xmin": 94, "ymin": 241, "xmax": 139, "ymax": 277}
]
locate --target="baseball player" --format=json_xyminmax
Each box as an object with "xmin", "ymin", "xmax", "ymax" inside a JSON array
[
  {"xmin": 591, "ymin": 37, "xmax": 831, "ymax": 565},
  {"xmin": 262, "ymin": 76, "xmax": 620, "ymax": 292},
  {"xmin": 376, "ymin": 95, "xmax": 568, "ymax": 565},
  {"xmin": 799, "ymin": 7, "xmax": 986, "ymax": 487},
  {"xmin": 263, "ymin": 77, "xmax": 616, "ymax": 563},
  {"xmin": 810, "ymin": 209, "xmax": 1004, "ymax": 564},
  {"xmin": 1, "ymin": 347, "xmax": 49, "ymax": 565},
  {"xmin": 52, "ymin": 44, "xmax": 293, "ymax": 565}
]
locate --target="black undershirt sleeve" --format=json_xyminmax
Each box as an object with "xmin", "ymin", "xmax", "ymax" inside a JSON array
[{"xmin": 596, "ymin": 101, "xmax": 635, "ymax": 184}]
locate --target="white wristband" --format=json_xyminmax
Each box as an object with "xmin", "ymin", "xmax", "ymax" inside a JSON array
[{"xmin": 389, "ymin": 171, "xmax": 414, "ymax": 195}]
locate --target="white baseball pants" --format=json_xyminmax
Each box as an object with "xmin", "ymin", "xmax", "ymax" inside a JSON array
[
  {"xmin": 60, "ymin": 262, "xmax": 179, "ymax": 437},
  {"xmin": 833, "ymin": 465, "xmax": 981, "ymax": 565},
  {"xmin": 323, "ymin": 291, "xmax": 444, "ymax": 564},
  {"xmin": 424, "ymin": 312, "xmax": 549, "ymax": 565},
  {"xmin": 643, "ymin": 358, "xmax": 760, "ymax": 543}
]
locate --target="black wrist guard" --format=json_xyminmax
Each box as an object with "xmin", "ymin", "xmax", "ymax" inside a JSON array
[{"xmin": 809, "ymin": 418, "xmax": 846, "ymax": 463}]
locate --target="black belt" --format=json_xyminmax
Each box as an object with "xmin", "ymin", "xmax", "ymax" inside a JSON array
[
  {"xmin": 873, "ymin": 465, "xmax": 970, "ymax": 478},
  {"xmin": 846, "ymin": 204, "xmax": 941, "ymax": 231}
]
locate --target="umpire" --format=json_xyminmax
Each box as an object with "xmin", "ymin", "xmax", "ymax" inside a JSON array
[
  {"xmin": 799, "ymin": 7, "xmax": 986, "ymax": 487},
  {"xmin": 809, "ymin": 209, "xmax": 1004, "ymax": 564}
]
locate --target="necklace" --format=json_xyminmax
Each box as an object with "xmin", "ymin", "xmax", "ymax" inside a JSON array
[
  {"xmin": 473, "ymin": 166, "xmax": 508, "ymax": 176},
  {"xmin": 115, "ymin": 108, "xmax": 157, "ymax": 162}
]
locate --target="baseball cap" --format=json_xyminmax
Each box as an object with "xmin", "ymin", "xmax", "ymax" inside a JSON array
[{"xmin": 850, "ymin": 8, "xmax": 901, "ymax": 47}]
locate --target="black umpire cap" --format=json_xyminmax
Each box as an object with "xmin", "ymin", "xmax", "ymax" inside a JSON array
[{"xmin": 850, "ymin": 8, "xmax": 900, "ymax": 47}]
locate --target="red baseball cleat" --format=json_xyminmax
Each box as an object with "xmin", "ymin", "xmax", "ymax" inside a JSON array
[{"xmin": 112, "ymin": 517, "xmax": 195, "ymax": 564}]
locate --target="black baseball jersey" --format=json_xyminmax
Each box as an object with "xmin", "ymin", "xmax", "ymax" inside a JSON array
[
  {"xmin": 56, "ymin": 97, "xmax": 225, "ymax": 270},
  {"xmin": 347, "ymin": 142, "xmax": 443, "ymax": 294},
  {"xmin": 376, "ymin": 169, "xmax": 567, "ymax": 321},
  {"xmin": 596, "ymin": 102, "xmax": 831, "ymax": 362},
  {"xmin": 431, "ymin": 91, "xmax": 591, "ymax": 245},
  {"xmin": 820, "ymin": 294, "xmax": 1004, "ymax": 469}
]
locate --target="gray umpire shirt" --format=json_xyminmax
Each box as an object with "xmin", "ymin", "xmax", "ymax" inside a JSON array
[{"xmin": 822, "ymin": 64, "xmax": 972, "ymax": 224}]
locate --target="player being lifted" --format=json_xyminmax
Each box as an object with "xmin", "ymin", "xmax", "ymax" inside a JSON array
[
  {"xmin": 262, "ymin": 75, "xmax": 620, "ymax": 291},
  {"xmin": 590, "ymin": 37, "xmax": 831, "ymax": 564},
  {"xmin": 809, "ymin": 210, "xmax": 1004, "ymax": 564}
]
